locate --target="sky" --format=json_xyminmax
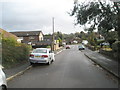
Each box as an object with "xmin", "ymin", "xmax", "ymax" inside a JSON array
[{"xmin": 0, "ymin": 0, "xmax": 87, "ymax": 34}]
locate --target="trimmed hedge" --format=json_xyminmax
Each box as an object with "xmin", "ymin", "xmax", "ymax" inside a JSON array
[
  {"xmin": 2, "ymin": 37, "xmax": 30, "ymax": 68},
  {"xmin": 112, "ymin": 41, "xmax": 120, "ymax": 61},
  {"xmin": 112, "ymin": 41, "xmax": 120, "ymax": 52},
  {"xmin": 85, "ymin": 44, "xmax": 101, "ymax": 51}
]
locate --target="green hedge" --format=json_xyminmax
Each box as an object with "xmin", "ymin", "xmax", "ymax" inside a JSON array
[
  {"xmin": 112, "ymin": 41, "xmax": 120, "ymax": 52},
  {"xmin": 2, "ymin": 37, "xmax": 30, "ymax": 68},
  {"xmin": 112, "ymin": 41, "xmax": 120, "ymax": 61}
]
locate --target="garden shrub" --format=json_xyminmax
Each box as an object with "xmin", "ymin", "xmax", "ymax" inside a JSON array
[
  {"xmin": 46, "ymin": 45, "xmax": 51, "ymax": 48},
  {"xmin": 2, "ymin": 37, "xmax": 30, "ymax": 68},
  {"xmin": 112, "ymin": 41, "xmax": 120, "ymax": 61}
]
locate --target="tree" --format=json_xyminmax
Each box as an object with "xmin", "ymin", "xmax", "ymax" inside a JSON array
[
  {"xmin": 87, "ymin": 32, "xmax": 97, "ymax": 46},
  {"xmin": 70, "ymin": 0, "xmax": 120, "ymax": 40},
  {"xmin": 79, "ymin": 31, "xmax": 87, "ymax": 40},
  {"xmin": 63, "ymin": 33, "xmax": 76, "ymax": 44},
  {"xmin": 106, "ymin": 31, "xmax": 118, "ymax": 47},
  {"xmin": 75, "ymin": 32, "xmax": 80, "ymax": 37},
  {"xmin": 54, "ymin": 31, "xmax": 63, "ymax": 40}
]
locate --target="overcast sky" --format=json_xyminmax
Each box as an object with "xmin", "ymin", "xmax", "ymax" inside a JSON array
[
  {"xmin": 0, "ymin": 0, "xmax": 118, "ymax": 34},
  {"xmin": 0, "ymin": 0, "xmax": 88, "ymax": 34}
]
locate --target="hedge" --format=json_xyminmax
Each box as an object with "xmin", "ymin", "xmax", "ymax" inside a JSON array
[
  {"xmin": 112, "ymin": 41, "xmax": 120, "ymax": 61},
  {"xmin": 2, "ymin": 37, "xmax": 30, "ymax": 68}
]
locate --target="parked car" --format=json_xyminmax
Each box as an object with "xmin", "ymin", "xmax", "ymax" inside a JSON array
[
  {"xmin": 78, "ymin": 44, "xmax": 85, "ymax": 50},
  {"xmin": 29, "ymin": 48, "xmax": 55, "ymax": 65},
  {"xmin": 0, "ymin": 65, "xmax": 7, "ymax": 90},
  {"xmin": 66, "ymin": 45, "xmax": 70, "ymax": 49}
]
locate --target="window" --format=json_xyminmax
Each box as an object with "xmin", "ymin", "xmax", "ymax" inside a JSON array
[
  {"xmin": 47, "ymin": 39, "xmax": 50, "ymax": 41},
  {"xmin": 19, "ymin": 37, "xmax": 23, "ymax": 40},
  {"xmin": 29, "ymin": 36, "xmax": 35, "ymax": 40}
]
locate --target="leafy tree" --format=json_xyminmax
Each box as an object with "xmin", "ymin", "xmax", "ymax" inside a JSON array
[
  {"xmin": 54, "ymin": 31, "xmax": 64, "ymax": 40},
  {"xmin": 106, "ymin": 31, "xmax": 118, "ymax": 47},
  {"xmin": 70, "ymin": 0, "xmax": 120, "ymax": 40},
  {"xmin": 75, "ymin": 32, "xmax": 80, "ymax": 37},
  {"xmin": 87, "ymin": 32, "xmax": 97, "ymax": 46},
  {"xmin": 79, "ymin": 31, "xmax": 87, "ymax": 40}
]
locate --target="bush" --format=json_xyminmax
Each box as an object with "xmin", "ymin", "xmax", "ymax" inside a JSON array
[
  {"xmin": 46, "ymin": 45, "xmax": 51, "ymax": 48},
  {"xmin": 2, "ymin": 37, "xmax": 30, "ymax": 68},
  {"xmin": 112, "ymin": 41, "xmax": 120, "ymax": 61},
  {"xmin": 112, "ymin": 41, "xmax": 120, "ymax": 52},
  {"xmin": 86, "ymin": 44, "xmax": 96, "ymax": 51},
  {"xmin": 97, "ymin": 40, "xmax": 105, "ymax": 45},
  {"xmin": 96, "ymin": 45, "xmax": 101, "ymax": 50}
]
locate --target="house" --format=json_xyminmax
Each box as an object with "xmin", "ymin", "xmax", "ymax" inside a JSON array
[
  {"xmin": 31, "ymin": 35, "xmax": 53, "ymax": 48},
  {"xmin": 10, "ymin": 31, "xmax": 44, "ymax": 44},
  {"xmin": 11, "ymin": 31, "xmax": 60, "ymax": 50},
  {"xmin": 71, "ymin": 37, "xmax": 82, "ymax": 44},
  {"xmin": 42, "ymin": 35, "xmax": 60, "ymax": 50},
  {"xmin": 82, "ymin": 40, "xmax": 88, "ymax": 45},
  {"xmin": 29, "ymin": 35, "xmax": 60, "ymax": 50}
]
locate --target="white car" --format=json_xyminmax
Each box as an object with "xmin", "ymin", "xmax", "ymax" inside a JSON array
[
  {"xmin": 29, "ymin": 48, "xmax": 55, "ymax": 65},
  {"xmin": 0, "ymin": 65, "xmax": 7, "ymax": 90}
]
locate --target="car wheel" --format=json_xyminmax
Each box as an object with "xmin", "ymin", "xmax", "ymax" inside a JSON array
[
  {"xmin": 2, "ymin": 85, "xmax": 7, "ymax": 90},
  {"xmin": 52, "ymin": 59, "xmax": 55, "ymax": 63},
  {"xmin": 30, "ymin": 62, "xmax": 34, "ymax": 65},
  {"xmin": 47, "ymin": 61, "xmax": 51, "ymax": 65}
]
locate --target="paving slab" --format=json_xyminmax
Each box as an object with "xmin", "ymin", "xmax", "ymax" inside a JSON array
[{"xmin": 84, "ymin": 48, "xmax": 119, "ymax": 78}]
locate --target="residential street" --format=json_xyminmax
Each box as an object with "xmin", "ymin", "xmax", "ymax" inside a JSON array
[{"xmin": 8, "ymin": 45, "xmax": 118, "ymax": 88}]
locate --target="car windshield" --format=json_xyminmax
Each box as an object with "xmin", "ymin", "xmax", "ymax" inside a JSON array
[{"xmin": 33, "ymin": 49, "xmax": 47, "ymax": 53}]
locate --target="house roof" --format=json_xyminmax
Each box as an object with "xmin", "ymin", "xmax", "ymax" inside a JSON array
[
  {"xmin": 10, "ymin": 31, "xmax": 43, "ymax": 37},
  {"xmin": 0, "ymin": 28, "xmax": 18, "ymax": 39}
]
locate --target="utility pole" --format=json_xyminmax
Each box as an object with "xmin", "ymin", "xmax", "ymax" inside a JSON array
[{"xmin": 52, "ymin": 17, "xmax": 55, "ymax": 51}]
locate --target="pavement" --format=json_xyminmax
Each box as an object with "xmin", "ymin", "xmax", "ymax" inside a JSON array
[
  {"xmin": 83, "ymin": 48, "xmax": 119, "ymax": 79},
  {"xmin": 4, "ymin": 47, "xmax": 65, "ymax": 82}
]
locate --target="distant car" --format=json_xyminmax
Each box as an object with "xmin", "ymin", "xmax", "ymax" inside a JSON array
[
  {"xmin": 29, "ymin": 48, "xmax": 55, "ymax": 65},
  {"xmin": 0, "ymin": 65, "xmax": 7, "ymax": 90},
  {"xmin": 78, "ymin": 44, "xmax": 85, "ymax": 50},
  {"xmin": 66, "ymin": 46, "xmax": 70, "ymax": 49}
]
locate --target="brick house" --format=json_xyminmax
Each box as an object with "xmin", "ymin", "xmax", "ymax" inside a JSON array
[
  {"xmin": 10, "ymin": 31, "xmax": 44, "ymax": 44},
  {"xmin": 43, "ymin": 35, "xmax": 60, "ymax": 50},
  {"xmin": 32, "ymin": 35, "xmax": 60, "ymax": 50},
  {"xmin": 10, "ymin": 31, "xmax": 60, "ymax": 50}
]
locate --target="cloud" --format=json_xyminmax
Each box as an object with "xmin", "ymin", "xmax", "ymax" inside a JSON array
[{"xmin": 1, "ymin": 0, "xmax": 84, "ymax": 34}]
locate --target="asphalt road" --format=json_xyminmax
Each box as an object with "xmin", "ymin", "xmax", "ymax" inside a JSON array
[{"xmin": 8, "ymin": 45, "xmax": 118, "ymax": 88}]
